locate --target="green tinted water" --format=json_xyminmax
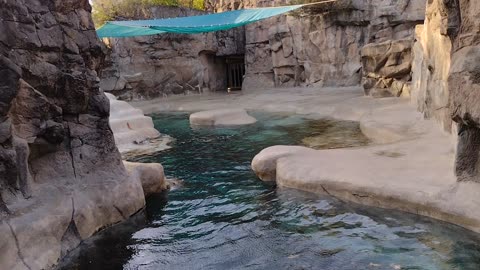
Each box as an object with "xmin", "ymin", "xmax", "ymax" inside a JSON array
[{"xmin": 61, "ymin": 112, "xmax": 480, "ymax": 270}]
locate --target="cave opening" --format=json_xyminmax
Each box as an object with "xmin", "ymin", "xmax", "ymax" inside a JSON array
[
  {"xmin": 199, "ymin": 51, "xmax": 245, "ymax": 92},
  {"xmin": 226, "ymin": 55, "xmax": 245, "ymax": 91}
]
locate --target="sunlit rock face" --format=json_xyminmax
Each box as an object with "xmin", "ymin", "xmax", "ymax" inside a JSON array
[
  {"xmin": 0, "ymin": 1, "xmax": 148, "ymax": 269},
  {"xmin": 411, "ymin": 0, "xmax": 457, "ymax": 132},
  {"xmin": 408, "ymin": 0, "xmax": 480, "ymax": 182}
]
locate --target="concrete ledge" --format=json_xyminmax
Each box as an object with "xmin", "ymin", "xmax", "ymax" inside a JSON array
[
  {"xmin": 251, "ymin": 142, "xmax": 480, "ymax": 232},
  {"xmin": 251, "ymin": 101, "xmax": 480, "ymax": 232}
]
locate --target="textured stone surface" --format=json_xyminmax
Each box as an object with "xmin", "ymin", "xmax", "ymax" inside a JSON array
[
  {"xmin": 409, "ymin": 0, "xmax": 480, "ymax": 182},
  {"xmin": 103, "ymin": 0, "xmax": 426, "ymax": 98},
  {"xmin": 225, "ymin": 0, "xmax": 426, "ymax": 91},
  {"xmin": 361, "ymin": 39, "xmax": 413, "ymax": 97},
  {"xmin": 446, "ymin": 0, "xmax": 480, "ymax": 182},
  {"xmin": 124, "ymin": 161, "xmax": 167, "ymax": 196},
  {"xmin": 107, "ymin": 92, "xmax": 172, "ymax": 158},
  {"xmin": 251, "ymin": 146, "xmax": 314, "ymax": 181},
  {"xmin": 0, "ymin": 1, "xmax": 161, "ymax": 269}
]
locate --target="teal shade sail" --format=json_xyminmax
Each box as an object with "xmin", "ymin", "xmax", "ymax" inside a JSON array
[
  {"xmin": 97, "ymin": 5, "xmax": 303, "ymax": 38},
  {"xmin": 97, "ymin": 22, "xmax": 167, "ymax": 38}
]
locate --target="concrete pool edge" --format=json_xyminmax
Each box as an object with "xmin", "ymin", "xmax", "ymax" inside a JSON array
[
  {"xmin": 251, "ymin": 151, "xmax": 480, "ymax": 233},
  {"xmin": 249, "ymin": 90, "xmax": 480, "ymax": 233},
  {"xmin": 276, "ymin": 177, "xmax": 480, "ymax": 233}
]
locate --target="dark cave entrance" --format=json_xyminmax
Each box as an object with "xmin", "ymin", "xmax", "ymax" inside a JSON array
[
  {"xmin": 226, "ymin": 56, "xmax": 245, "ymax": 91},
  {"xmin": 199, "ymin": 51, "xmax": 245, "ymax": 92}
]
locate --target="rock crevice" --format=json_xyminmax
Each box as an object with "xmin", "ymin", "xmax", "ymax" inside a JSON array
[{"xmin": 6, "ymin": 221, "xmax": 32, "ymax": 270}]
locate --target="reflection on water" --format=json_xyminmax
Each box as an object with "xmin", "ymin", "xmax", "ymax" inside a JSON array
[
  {"xmin": 59, "ymin": 112, "xmax": 480, "ymax": 270},
  {"xmin": 300, "ymin": 118, "xmax": 369, "ymax": 149}
]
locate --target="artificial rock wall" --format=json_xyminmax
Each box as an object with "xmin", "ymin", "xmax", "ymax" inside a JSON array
[
  {"xmin": 403, "ymin": 0, "xmax": 480, "ymax": 183},
  {"xmin": 101, "ymin": 6, "xmax": 245, "ymax": 100},
  {"xmin": 207, "ymin": 0, "xmax": 426, "ymax": 92},
  {"xmin": 102, "ymin": 0, "xmax": 426, "ymax": 98},
  {"xmin": 446, "ymin": 0, "xmax": 480, "ymax": 182},
  {"xmin": 0, "ymin": 1, "xmax": 147, "ymax": 269}
]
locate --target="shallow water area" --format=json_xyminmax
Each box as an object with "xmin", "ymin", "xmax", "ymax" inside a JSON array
[{"xmin": 60, "ymin": 112, "xmax": 480, "ymax": 270}]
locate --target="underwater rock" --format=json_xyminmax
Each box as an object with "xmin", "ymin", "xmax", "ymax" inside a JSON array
[
  {"xmin": 0, "ymin": 1, "xmax": 158, "ymax": 269},
  {"xmin": 300, "ymin": 119, "xmax": 369, "ymax": 149},
  {"xmin": 189, "ymin": 109, "xmax": 257, "ymax": 126}
]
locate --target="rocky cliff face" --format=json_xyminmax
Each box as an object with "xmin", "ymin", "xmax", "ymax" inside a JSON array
[
  {"xmin": 206, "ymin": 0, "xmax": 425, "ymax": 91},
  {"xmin": 399, "ymin": 0, "xmax": 480, "ymax": 183},
  {"xmin": 101, "ymin": 6, "xmax": 245, "ymax": 100},
  {"xmin": 0, "ymin": 1, "xmax": 151, "ymax": 269},
  {"xmin": 103, "ymin": 0, "xmax": 426, "ymax": 98},
  {"xmin": 446, "ymin": 0, "xmax": 480, "ymax": 182},
  {"xmin": 411, "ymin": 0, "xmax": 458, "ymax": 132}
]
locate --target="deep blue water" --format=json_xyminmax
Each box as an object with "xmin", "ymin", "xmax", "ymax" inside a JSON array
[{"xmin": 61, "ymin": 113, "xmax": 480, "ymax": 270}]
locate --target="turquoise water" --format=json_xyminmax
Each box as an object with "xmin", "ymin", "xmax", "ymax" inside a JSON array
[{"xmin": 61, "ymin": 113, "xmax": 480, "ymax": 270}]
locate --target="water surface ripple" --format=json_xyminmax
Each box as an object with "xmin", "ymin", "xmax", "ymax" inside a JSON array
[{"xmin": 62, "ymin": 113, "xmax": 480, "ymax": 270}]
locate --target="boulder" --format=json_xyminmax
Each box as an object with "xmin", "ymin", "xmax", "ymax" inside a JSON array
[
  {"xmin": 361, "ymin": 39, "xmax": 414, "ymax": 97},
  {"xmin": 229, "ymin": 0, "xmax": 425, "ymax": 90},
  {"xmin": 189, "ymin": 109, "xmax": 257, "ymax": 126},
  {"xmin": 0, "ymin": 1, "xmax": 157, "ymax": 269},
  {"xmin": 124, "ymin": 161, "xmax": 167, "ymax": 196},
  {"xmin": 446, "ymin": 0, "xmax": 480, "ymax": 182}
]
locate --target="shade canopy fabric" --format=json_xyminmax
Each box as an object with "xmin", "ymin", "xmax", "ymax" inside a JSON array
[{"xmin": 97, "ymin": 5, "xmax": 303, "ymax": 38}]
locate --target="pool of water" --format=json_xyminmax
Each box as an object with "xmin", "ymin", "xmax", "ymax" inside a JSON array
[{"xmin": 61, "ymin": 112, "xmax": 480, "ymax": 270}]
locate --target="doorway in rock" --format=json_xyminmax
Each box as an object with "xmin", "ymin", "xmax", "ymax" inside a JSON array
[
  {"xmin": 226, "ymin": 56, "xmax": 245, "ymax": 91},
  {"xmin": 199, "ymin": 52, "xmax": 245, "ymax": 93}
]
